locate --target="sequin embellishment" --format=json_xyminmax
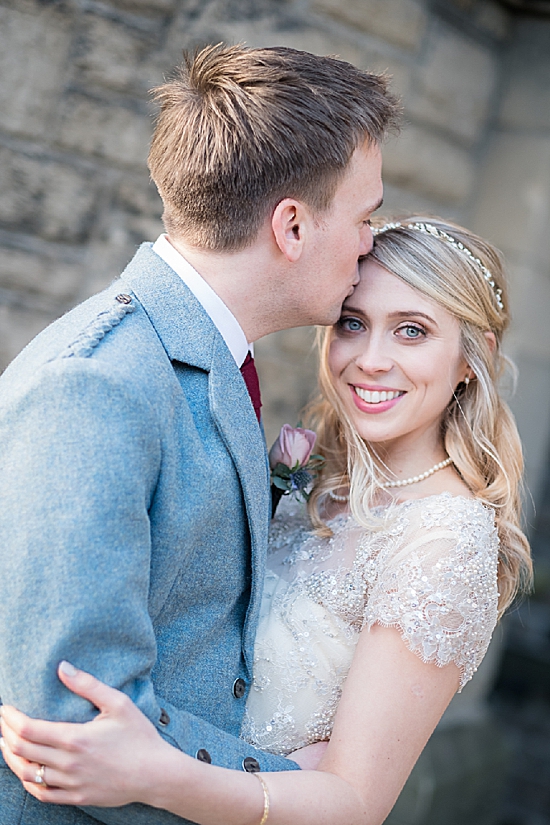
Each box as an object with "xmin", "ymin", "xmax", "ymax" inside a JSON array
[{"xmin": 241, "ymin": 493, "xmax": 499, "ymax": 755}]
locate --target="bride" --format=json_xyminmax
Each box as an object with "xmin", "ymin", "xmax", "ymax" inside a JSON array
[{"xmin": 0, "ymin": 217, "xmax": 532, "ymax": 825}]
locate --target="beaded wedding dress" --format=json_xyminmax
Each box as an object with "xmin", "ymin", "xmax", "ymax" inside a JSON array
[{"xmin": 242, "ymin": 492, "xmax": 499, "ymax": 756}]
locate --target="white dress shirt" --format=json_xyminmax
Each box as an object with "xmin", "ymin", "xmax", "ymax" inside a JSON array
[{"xmin": 152, "ymin": 234, "xmax": 251, "ymax": 367}]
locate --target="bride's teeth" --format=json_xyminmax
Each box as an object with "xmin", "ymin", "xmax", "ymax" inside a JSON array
[{"xmin": 355, "ymin": 388, "xmax": 402, "ymax": 404}]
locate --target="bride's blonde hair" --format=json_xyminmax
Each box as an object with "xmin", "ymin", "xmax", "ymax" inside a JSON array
[{"xmin": 306, "ymin": 216, "xmax": 531, "ymax": 616}]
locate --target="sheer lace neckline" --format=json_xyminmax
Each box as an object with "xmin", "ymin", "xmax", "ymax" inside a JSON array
[{"xmin": 325, "ymin": 490, "xmax": 482, "ymax": 526}]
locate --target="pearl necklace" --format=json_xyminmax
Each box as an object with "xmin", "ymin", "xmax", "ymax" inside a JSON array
[{"xmin": 328, "ymin": 457, "xmax": 454, "ymax": 501}]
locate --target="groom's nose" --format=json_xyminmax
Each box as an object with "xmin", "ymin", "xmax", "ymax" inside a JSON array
[{"xmin": 359, "ymin": 224, "xmax": 374, "ymax": 257}]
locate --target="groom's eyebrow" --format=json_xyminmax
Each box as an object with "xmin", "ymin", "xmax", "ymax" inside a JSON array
[{"xmin": 367, "ymin": 196, "xmax": 384, "ymax": 216}]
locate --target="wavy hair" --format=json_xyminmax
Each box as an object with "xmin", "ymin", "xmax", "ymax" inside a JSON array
[{"xmin": 306, "ymin": 216, "xmax": 531, "ymax": 616}]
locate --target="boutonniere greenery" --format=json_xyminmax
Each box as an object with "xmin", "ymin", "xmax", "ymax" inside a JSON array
[{"xmin": 269, "ymin": 424, "xmax": 324, "ymax": 518}]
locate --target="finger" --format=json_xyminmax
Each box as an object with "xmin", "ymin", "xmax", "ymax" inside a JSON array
[
  {"xmin": 1, "ymin": 737, "xmax": 77, "ymax": 795},
  {"xmin": 16, "ymin": 759, "xmax": 73, "ymax": 792},
  {"xmin": 0, "ymin": 706, "xmax": 80, "ymax": 750},
  {"xmin": 0, "ymin": 736, "xmax": 38, "ymax": 784},
  {"xmin": 1, "ymin": 721, "xmax": 67, "ymax": 770},
  {"xmin": 57, "ymin": 661, "xmax": 130, "ymax": 716},
  {"xmin": 21, "ymin": 778, "xmax": 83, "ymax": 807}
]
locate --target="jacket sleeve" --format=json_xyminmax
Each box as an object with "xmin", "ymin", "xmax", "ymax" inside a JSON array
[{"xmin": 0, "ymin": 359, "xmax": 298, "ymax": 825}]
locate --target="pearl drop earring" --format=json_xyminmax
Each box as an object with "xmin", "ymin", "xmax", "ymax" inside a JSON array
[{"xmin": 464, "ymin": 376, "xmax": 470, "ymax": 386}]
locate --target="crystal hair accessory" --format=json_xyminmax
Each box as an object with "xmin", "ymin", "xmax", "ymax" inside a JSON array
[{"xmin": 372, "ymin": 221, "xmax": 504, "ymax": 312}]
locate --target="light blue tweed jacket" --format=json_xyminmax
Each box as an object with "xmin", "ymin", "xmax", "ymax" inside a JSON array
[{"xmin": 0, "ymin": 244, "xmax": 298, "ymax": 825}]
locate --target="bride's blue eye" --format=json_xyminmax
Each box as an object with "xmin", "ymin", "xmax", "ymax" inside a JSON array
[
  {"xmin": 397, "ymin": 324, "xmax": 425, "ymax": 339},
  {"xmin": 339, "ymin": 317, "xmax": 363, "ymax": 332}
]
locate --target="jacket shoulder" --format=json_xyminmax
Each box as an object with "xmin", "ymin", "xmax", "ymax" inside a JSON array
[{"xmin": 57, "ymin": 292, "xmax": 136, "ymax": 361}]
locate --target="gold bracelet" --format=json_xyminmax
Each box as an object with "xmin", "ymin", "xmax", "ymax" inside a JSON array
[{"xmin": 254, "ymin": 772, "xmax": 270, "ymax": 825}]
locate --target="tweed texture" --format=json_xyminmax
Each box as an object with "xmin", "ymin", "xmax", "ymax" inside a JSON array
[{"xmin": 0, "ymin": 244, "xmax": 298, "ymax": 825}]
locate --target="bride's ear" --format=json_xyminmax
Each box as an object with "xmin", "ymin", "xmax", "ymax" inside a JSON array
[
  {"xmin": 484, "ymin": 331, "xmax": 496, "ymax": 354},
  {"xmin": 464, "ymin": 332, "xmax": 496, "ymax": 383}
]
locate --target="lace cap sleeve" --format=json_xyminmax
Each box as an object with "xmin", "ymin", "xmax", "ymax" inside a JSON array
[{"xmin": 362, "ymin": 494, "xmax": 499, "ymax": 689}]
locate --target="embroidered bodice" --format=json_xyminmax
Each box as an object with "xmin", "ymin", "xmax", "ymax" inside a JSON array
[{"xmin": 242, "ymin": 493, "xmax": 499, "ymax": 756}]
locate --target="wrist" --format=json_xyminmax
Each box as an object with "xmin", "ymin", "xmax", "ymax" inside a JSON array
[{"xmin": 137, "ymin": 739, "xmax": 191, "ymax": 809}]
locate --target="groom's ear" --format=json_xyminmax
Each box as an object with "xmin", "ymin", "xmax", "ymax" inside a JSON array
[{"xmin": 271, "ymin": 198, "xmax": 308, "ymax": 263}]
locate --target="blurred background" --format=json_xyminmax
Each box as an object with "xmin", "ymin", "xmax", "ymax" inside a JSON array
[{"xmin": 1, "ymin": 0, "xmax": 550, "ymax": 821}]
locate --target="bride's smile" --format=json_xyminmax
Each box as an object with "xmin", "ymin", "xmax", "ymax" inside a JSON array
[
  {"xmin": 328, "ymin": 259, "xmax": 469, "ymax": 460},
  {"xmin": 352, "ymin": 386, "xmax": 405, "ymax": 411}
]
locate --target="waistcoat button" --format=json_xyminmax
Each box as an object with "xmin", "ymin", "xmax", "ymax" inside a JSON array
[
  {"xmin": 242, "ymin": 756, "xmax": 260, "ymax": 773},
  {"xmin": 196, "ymin": 749, "xmax": 212, "ymax": 764},
  {"xmin": 233, "ymin": 677, "xmax": 247, "ymax": 699}
]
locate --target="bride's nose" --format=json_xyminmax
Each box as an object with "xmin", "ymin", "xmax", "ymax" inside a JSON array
[{"xmin": 352, "ymin": 334, "xmax": 393, "ymax": 374}]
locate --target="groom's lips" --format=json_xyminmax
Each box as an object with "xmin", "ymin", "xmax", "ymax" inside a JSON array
[{"xmin": 350, "ymin": 384, "xmax": 406, "ymax": 414}]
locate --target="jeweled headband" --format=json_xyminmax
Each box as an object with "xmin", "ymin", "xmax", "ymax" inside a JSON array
[{"xmin": 372, "ymin": 221, "xmax": 504, "ymax": 313}]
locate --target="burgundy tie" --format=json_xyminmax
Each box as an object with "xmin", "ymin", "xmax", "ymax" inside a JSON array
[{"xmin": 240, "ymin": 352, "xmax": 262, "ymax": 421}]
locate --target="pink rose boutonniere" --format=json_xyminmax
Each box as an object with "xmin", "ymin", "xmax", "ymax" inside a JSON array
[{"xmin": 269, "ymin": 424, "xmax": 324, "ymax": 517}]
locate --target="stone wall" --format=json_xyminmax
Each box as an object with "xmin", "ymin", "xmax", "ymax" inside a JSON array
[
  {"xmin": 3, "ymin": 3, "xmax": 550, "ymax": 822},
  {"xmin": 470, "ymin": 16, "xmax": 550, "ymax": 511},
  {"xmin": 1, "ymin": 0, "xmax": 549, "ymax": 508}
]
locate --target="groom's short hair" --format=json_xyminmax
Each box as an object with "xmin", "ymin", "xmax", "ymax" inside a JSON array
[{"xmin": 148, "ymin": 44, "xmax": 400, "ymax": 251}]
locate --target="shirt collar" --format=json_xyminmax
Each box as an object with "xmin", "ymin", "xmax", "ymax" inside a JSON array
[{"xmin": 152, "ymin": 234, "xmax": 251, "ymax": 367}]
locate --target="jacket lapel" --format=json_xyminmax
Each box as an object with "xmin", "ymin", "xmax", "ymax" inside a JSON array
[
  {"xmin": 208, "ymin": 336, "xmax": 270, "ymax": 665},
  {"xmin": 121, "ymin": 245, "xmax": 269, "ymax": 670}
]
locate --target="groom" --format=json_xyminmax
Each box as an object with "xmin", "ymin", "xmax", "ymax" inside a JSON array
[{"xmin": 0, "ymin": 44, "xmax": 398, "ymax": 824}]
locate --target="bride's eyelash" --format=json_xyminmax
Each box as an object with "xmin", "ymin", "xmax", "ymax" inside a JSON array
[
  {"xmin": 395, "ymin": 323, "xmax": 427, "ymax": 339},
  {"xmin": 336, "ymin": 318, "xmax": 430, "ymax": 338}
]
